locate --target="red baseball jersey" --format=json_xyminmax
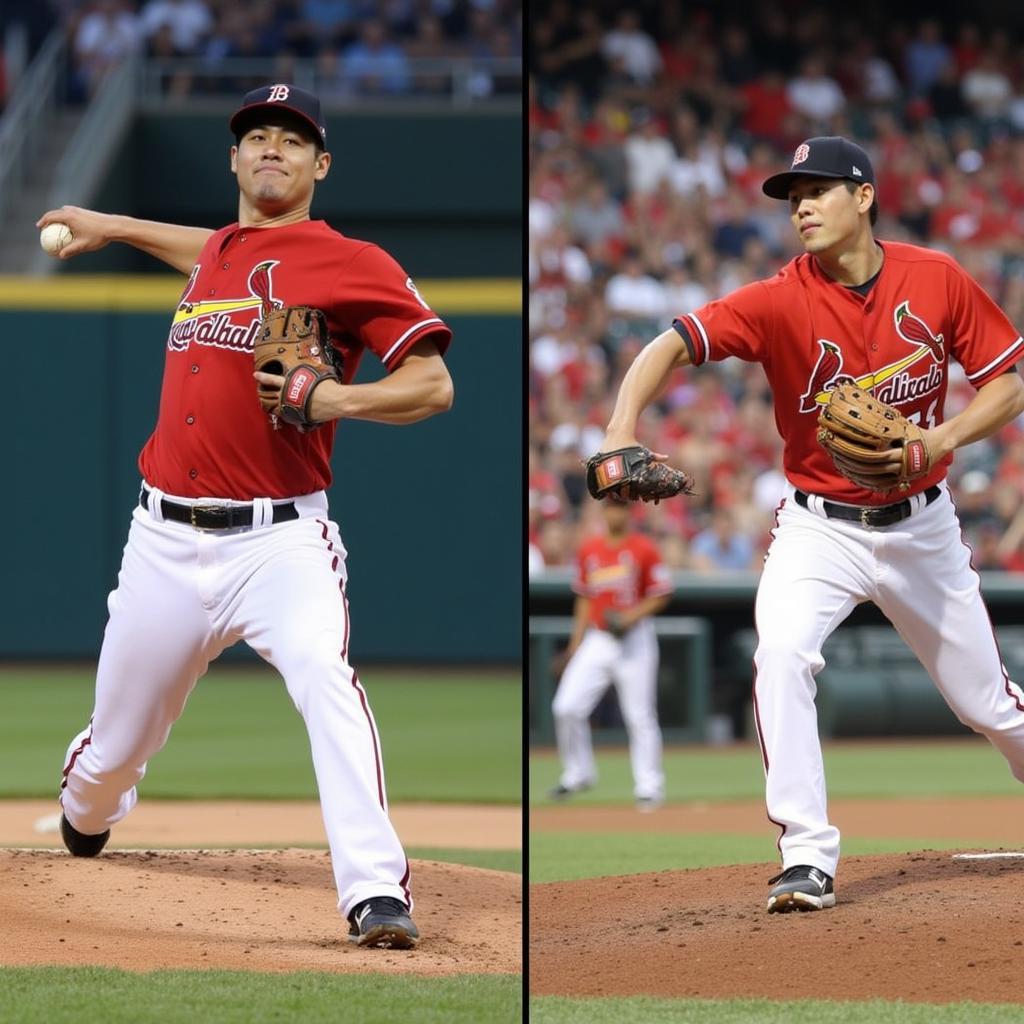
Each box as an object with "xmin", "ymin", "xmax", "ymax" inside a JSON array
[
  {"xmin": 138, "ymin": 220, "xmax": 452, "ymax": 499},
  {"xmin": 573, "ymin": 533, "xmax": 673, "ymax": 631},
  {"xmin": 673, "ymin": 240, "xmax": 1024, "ymax": 503}
]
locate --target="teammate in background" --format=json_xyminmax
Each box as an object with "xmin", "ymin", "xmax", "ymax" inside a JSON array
[
  {"xmin": 549, "ymin": 498, "xmax": 674, "ymax": 811},
  {"xmin": 37, "ymin": 84, "xmax": 453, "ymax": 948},
  {"xmin": 597, "ymin": 136, "xmax": 1024, "ymax": 911}
]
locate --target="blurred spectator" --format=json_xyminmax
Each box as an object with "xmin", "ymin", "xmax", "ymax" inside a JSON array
[
  {"xmin": 403, "ymin": 13, "xmax": 451, "ymax": 95},
  {"xmin": 623, "ymin": 109, "xmax": 675, "ymax": 195},
  {"xmin": 72, "ymin": 0, "xmax": 141, "ymax": 100},
  {"xmin": 961, "ymin": 49, "xmax": 1012, "ymax": 122},
  {"xmin": 604, "ymin": 250, "xmax": 666, "ymax": 324},
  {"xmin": 139, "ymin": 0, "xmax": 212, "ymax": 55},
  {"xmin": 786, "ymin": 54, "xmax": 846, "ymax": 128},
  {"xmin": 569, "ymin": 177, "xmax": 625, "ymax": 250},
  {"xmin": 905, "ymin": 19, "xmax": 952, "ymax": 97},
  {"xmin": 338, "ymin": 18, "xmax": 410, "ymax": 95},
  {"xmin": 739, "ymin": 69, "xmax": 793, "ymax": 147},
  {"xmin": 690, "ymin": 508, "xmax": 758, "ymax": 573},
  {"xmin": 927, "ymin": 60, "xmax": 970, "ymax": 122},
  {"xmin": 602, "ymin": 10, "xmax": 661, "ymax": 86}
]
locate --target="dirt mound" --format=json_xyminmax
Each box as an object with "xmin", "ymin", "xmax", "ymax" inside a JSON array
[
  {"xmin": 531, "ymin": 852, "xmax": 1024, "ymax": 1004},
  {"xmin": 1, "ymin": 849, "xmax": 520, "ymax": 975}
]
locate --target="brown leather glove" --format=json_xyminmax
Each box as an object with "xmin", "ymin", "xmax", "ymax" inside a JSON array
[
  {"xmin": 817, "ymin": 383, "xmax": 930, "ymax": 492},
  {"xmin": 584, "ymin": 446, "xmax": 695, "ymax": 504},
  {"xmin": 254, "ymin": 306, "xmax": 341, "ymax": 432}
]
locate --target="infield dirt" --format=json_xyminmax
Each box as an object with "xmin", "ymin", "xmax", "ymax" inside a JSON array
[
  {"xmin": 0, "ymin": 800, "xmax": 520, "ymax": 975},
  {"xmin": 531, "ymin": 798, "xmax": 1024, "ymax": 1004}
]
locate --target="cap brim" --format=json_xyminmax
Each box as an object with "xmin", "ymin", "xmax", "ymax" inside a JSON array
[
  {"xmin": 761, "ymin": 169, "xmax": 848, "ymax": 200},
  {"xmin": 229, "ymin": 103, "xmax": 323, "ymax": 145}
]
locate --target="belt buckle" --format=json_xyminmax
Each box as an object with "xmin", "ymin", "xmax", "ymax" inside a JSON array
[
  {"xmin": 859, "ymin": 507, "xmax": 872, "ymax": 528},
  {"xmin": 190, "ymin": 503, "xmax": 230, "ymax": 531}
]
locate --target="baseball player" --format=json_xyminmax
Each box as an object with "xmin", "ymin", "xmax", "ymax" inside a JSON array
[
  {"xmin": 594, "ymin": 136, "xmax": 1024, "ymax": 911},
  {"xmin": 550, "ymin": 498, "xmax": 674, "ymax": 810},
  {"xmin": 37, "ymin": 84, "xmax": 454, "ymax": 948}
]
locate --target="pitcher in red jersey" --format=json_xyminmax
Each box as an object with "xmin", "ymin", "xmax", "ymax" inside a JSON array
[
  {"xmin": 38, "ymin": 84, "xmax": 453, "ymax": 949},
  {"xmin": 549, "ymin": 499, "xmax": 674, "ymax": 811},
  {"xmin": 598, "ymin": 135, "xmax": 1024, "ymax": 913}
]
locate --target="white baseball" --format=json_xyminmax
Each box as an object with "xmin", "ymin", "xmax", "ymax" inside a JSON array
[{"xmin": 40, "ymin": 222, "xmax": 73, "ymax": 256}]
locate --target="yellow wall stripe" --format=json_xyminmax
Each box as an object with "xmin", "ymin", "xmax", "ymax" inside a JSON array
[{"xmin": 0, "ymin": 276, "xmax": 521, "ymax": 314}]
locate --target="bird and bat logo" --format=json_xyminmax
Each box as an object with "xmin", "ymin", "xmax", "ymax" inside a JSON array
[{"xmin": 798, "ymin": 300, "xmax": 945, "ymax": 413}]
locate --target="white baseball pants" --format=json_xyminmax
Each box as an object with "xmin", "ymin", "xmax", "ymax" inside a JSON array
[
  {"xmin": 552, "ymin": 621, "xmax": 664, "ymax": 799},
  {"xmin": 754, "ymin": 484, "xmax": 1024, "ymax": 878},
  {"xmin": 60, "ymin": 486, "xmax": 411, "ymax": 918}
]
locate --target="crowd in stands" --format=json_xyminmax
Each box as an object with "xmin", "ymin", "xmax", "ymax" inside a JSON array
[
  {"xmin": 529, "ymin": 2, "xmax": 1024, "ymax": 574},
  {"xmin": 0, "ymin": 0, "xmax": 520, "ymax": 103}
]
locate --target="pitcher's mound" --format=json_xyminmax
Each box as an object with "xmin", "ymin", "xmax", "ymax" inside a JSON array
[
  {"xmin": 1, "ymin": 849, "xmax": 520, "ymax": 975},
  {"xmin": 532, "ymin": 851, "xmax": 1024, "ymax": 1004}
]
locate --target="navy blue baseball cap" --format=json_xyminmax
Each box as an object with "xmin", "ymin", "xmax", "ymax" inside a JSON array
[
  {"xmin": 230, "ymin": 84, "xmax": 327, "ymax": 147},
  {"xmin": 762, "ymin": 136, "xmax": 874, "ymax": 200}
]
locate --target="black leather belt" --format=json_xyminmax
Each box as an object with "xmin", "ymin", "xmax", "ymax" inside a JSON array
[
  {"xmin": 794, "ymin": 485, "xmax": 941, "ymax": 528},
  {"xmin": 140, "ymin": 486, "xmax": 299, "ymax": 531}
]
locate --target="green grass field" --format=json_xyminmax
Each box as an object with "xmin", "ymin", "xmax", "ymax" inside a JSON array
[
  {"xmin": 0, "ymin": 968, "xmax": 521, "ymax": 1024},
  {"xmin": 0, "ymin": 665, "xmax": 521, "ymax": 1022},
  {"xmin": 531, "ymin": 740, "xmax": 1023, "ymax": 806},
  {"xmin": 0, "ymin": 665, "xmax": 520, "ymax": 802},
  {"xmin": 531, "ymin": 741, "xmax": 1022, "ymax": 883},
  {"xmin": 531, "ymin": 996, "xmax": 1024, "ymax": 1023}
]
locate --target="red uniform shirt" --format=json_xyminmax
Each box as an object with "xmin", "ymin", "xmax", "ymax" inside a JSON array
[
  {"xmin": 673, "ymin": 240, "xmax": 1024, "ymax": 503},
  {"xmin": 573, "ymin": 533, "xmax": 673, "ymax": 631},
  {"xmin": 139, "ymin": 220, "xmax": 452, "ymax": 499}
]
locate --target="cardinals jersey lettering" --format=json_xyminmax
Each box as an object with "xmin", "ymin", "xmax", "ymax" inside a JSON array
[
  {"xmin": 673, "ymin": 240, "xmax": 1023, "ymax": 503},
  {"xmin": 139, "ymin": 219, "xmax": 452, "ymax": 499},
  {"xmin": 573, "ymin": 533, "xmax": 673, "ymax": 630}
]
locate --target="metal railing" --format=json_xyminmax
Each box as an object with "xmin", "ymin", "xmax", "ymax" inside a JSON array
[
  {"xmin": 30, "ymin": 55, "xmax": 141, "ymax": 275},
  {"xmin": 138, "ymin": 56, "xmax": 522, "ymax": 107},
  {"xmin": 0, "ymin": 28, "xmax": 66, "ymax": 224}
]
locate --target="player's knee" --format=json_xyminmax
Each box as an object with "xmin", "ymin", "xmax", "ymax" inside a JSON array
[
  {"xmin": 551, "ymin": 692, "xmax": 581, "ymax": 721},
  {"xmin": 754, "ymin": 637, "xmax": 822, "ymax": 677}
]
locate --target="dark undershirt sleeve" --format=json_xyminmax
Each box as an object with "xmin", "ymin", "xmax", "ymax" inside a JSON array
[{"xmin": 671, "ymin": 318, "xmax": 697, "ymax": 364}]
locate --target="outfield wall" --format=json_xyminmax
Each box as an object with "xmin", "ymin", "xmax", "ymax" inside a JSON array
[{"xmin": 2, "ymin": 280, "xmax": 520, "ymax": 662}]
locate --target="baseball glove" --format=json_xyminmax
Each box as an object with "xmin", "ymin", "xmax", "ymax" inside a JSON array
[
  {"xmin": 584, "ymin": 446, "xmax": 695, "ymax": 504},
  {"xmin": 604, "ymin": 611, "xmax": 628, "ymax": 638},
  {"xmin": 816, "ymin": 383, "xmax": 931, "ymax": 492},
  {"xmin": 254, "ymin": 306, "xmax": 341, "ymax": 432}
]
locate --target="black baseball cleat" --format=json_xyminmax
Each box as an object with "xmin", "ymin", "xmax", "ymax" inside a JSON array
[
  {"xmin": 767, "ymin": 865, "xmax": 835, "ymax": 913},
  {"xmin": 547, "ymin": 783, "xmax": 592, "ymax": 801},
  {"xmin": 59, "ymin": 814, "xmax": 110, "ymax": 858},
  {"xmin": 347, "ymin": 897, "xmax": 419, "ymax": 949}
]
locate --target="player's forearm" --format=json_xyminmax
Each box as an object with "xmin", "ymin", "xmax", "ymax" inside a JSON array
[
  {"xmin": 621, "ymin": 593, "xmax": 671, "ymax": 626},
  {"xmin": 108, "ymin": 216, "xmax": 214, "ymax": 274},
  {"xmin": 315, "ymin": 346, "xmax": 454, "ymax": 425},
  {"xmin": 929, "ymin": 372, "xmax": 1024, "ymax": 459},
  {"xmin": 604, "ymin": 328, "xmax": 688, "ymax": 447},
  {"xmin": 569, "ymin": 597, "xmax": 591, "ymax": 651}
]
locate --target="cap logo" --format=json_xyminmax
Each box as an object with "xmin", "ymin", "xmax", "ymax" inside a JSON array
[
  {"xmin": 792, "ymin": 143, "xmax": 810, "ymax": 166},
  {"xmin": 267, "ymin": 84, "xmax": 290, "ymax": 102},
  {"xmin": 852, "ymin": 165, "xmax": 862, "ymax": 176}
]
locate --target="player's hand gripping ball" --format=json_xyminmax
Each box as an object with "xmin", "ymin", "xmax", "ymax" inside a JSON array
[
  {"xmin": 253, "ymin": 306, "xmax": 342, "ymax": 432},
  {"xmin": 584, "ymin": 446, "xmax": 695, "ymax": 504},
  {"xmin": 40, "ymin": 222, "xmax": 73, "ymax": 256},
  {"xmin": 816, "ymin": 382, "xmax": 931, "ymax": 492}
]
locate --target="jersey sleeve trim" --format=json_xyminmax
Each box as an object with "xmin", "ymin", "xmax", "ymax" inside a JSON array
[
  {"xmin": 382, "ymin": 318, "xmax": 449, "ymax": 369},
  {"xmin": 672, "ymin": 313, "xmax": 708, "ymax": 365},
  {"xmin": 966, "ymin": 335, "xmax": 1024, "ymax": 384}
]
